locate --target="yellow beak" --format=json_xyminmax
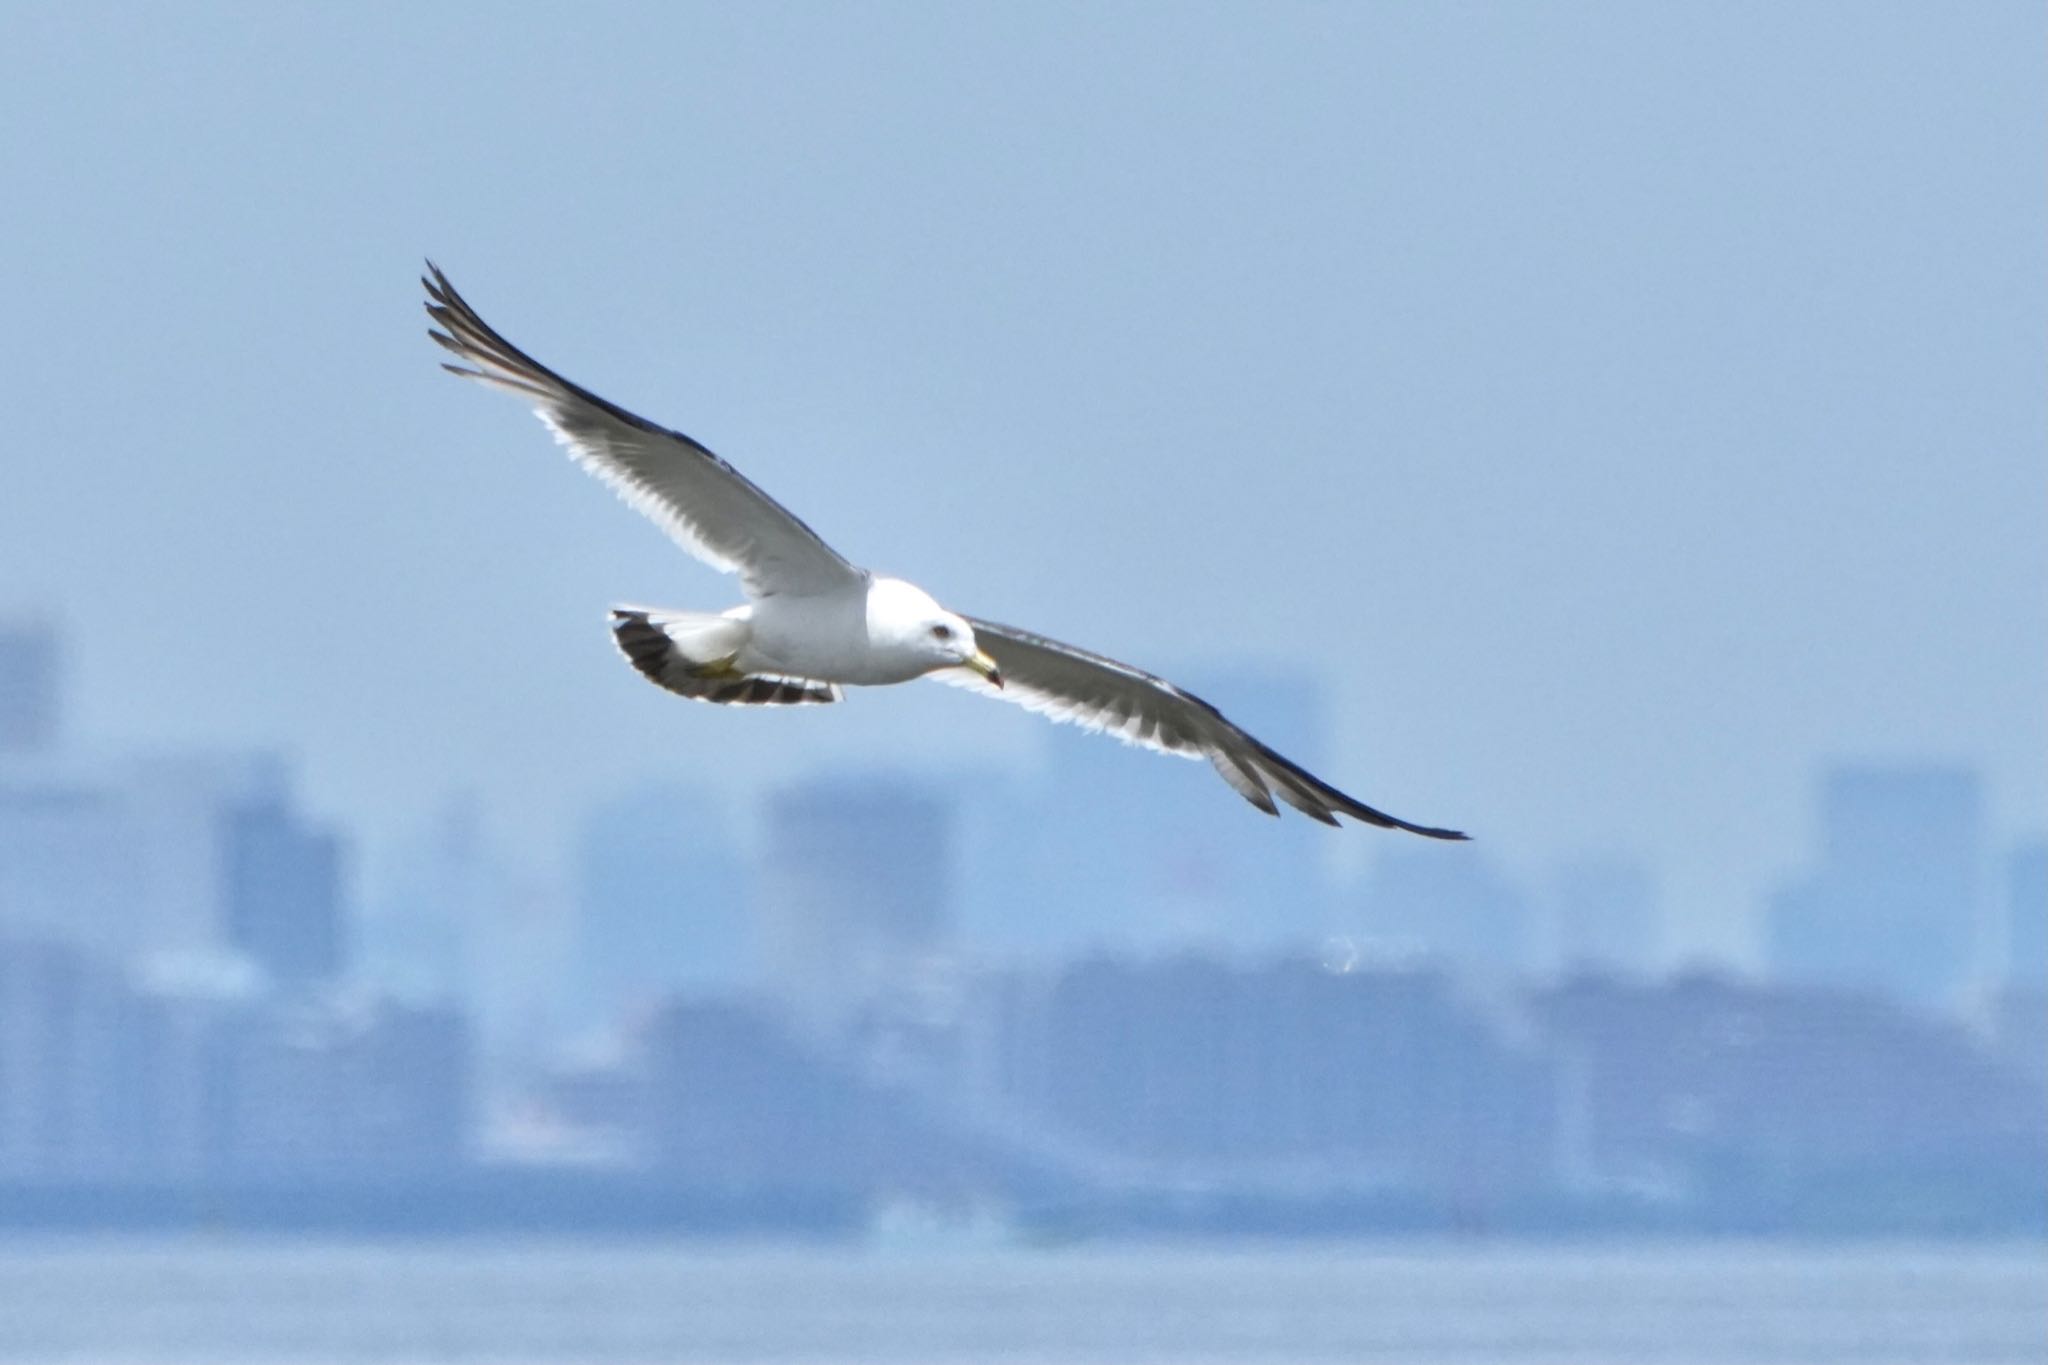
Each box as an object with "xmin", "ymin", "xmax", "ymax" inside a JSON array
[{"xmin": 966, "ymin": 649, "xmax": 1004, "ymax": 688}]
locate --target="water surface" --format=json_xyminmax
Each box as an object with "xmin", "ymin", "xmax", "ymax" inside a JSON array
[{"xmin": 0, "ymin": 1239, "xmax": 2039, "ymax": 1364}]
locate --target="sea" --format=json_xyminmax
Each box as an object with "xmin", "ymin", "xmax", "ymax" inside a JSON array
[{"xmin": 0, "ymin": 1238, "xmax": 2039, "ymax": 1364}]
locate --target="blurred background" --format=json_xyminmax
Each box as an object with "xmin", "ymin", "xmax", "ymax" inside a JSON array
[{"xmin": 0, "ymin": 3, "xmax": 2042, "ymax": 1362}]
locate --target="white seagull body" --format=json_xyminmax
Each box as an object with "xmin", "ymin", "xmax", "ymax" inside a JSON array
[{"xmin": 424, "ymin": 265, "xmax": 1465, "ymax": 838}]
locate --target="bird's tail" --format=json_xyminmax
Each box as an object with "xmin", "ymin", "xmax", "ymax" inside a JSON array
[{"xmin": 609, "ymin": 608, "xmax": 841, "ymax": 706}]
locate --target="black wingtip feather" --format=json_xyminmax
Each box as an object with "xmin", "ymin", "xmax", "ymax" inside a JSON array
[
  {"xmin": 1232, "ymin": 731, "xmax": 1469, "ymax": 840},
  {"xmin": 418, "ymin": 262, "xmax": 719, "ymax": 451},
  {"xmin": 1349, "ymin": 806, "xmax": 1470, "ymax": 841}
]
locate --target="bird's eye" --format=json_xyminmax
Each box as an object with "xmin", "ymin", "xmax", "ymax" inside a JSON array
[{"xmin": 930, "ymin": 624, "xmax": 953, "ymax": 642}]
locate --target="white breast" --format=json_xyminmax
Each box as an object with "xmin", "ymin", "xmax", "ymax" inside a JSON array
[{"xmin": 735, "ymin": 582, "xmax": 897, "ymax": 684}]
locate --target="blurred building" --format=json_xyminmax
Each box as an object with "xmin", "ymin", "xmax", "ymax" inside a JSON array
[
  {"xmin": 223, "ymin": 795, "xmax": 345, "ymax": 989},
  {"xmin": 969, "ymin": 955, "xmax": 1554, "ymax": 1198},
  {"xmin": 356, "ymin": 799, "xmax": 487, "ymax": 1004},
  {"xmin": 0, "ymin": 929, "xmax": 471, "ymax": 1184},
  {"xmin": 1987, "ymin": 838, "xmax": 2047, "ymax": 1087},
  {"xmin": 970, "ymin": 665, "xmax": 1337, "ymax": 962},
  {"xmin": 0, "ymin": 617, "xmax": 60, "ymax": 760},
  {"xmin": 1767, "ymin": 764, "xmax": 1987, "ymax": 1007},
  {"xmin": 120, "ymin": 751, "xmax": 292, "ymax": 965},
  {"xmin": 570, "ymin": 783, "xmax": 751, "ymax": 1022},
  {"xmin": 0, "ymin": 622, "xmax": 295, "ymax": 969},
  {"xmin": 637, "ymin": 996, "xmax": 993, "ymax": 1194},
  {"xmin": 0, "ymin": 619, "xmax": 469, "ymax": 1191},
  {"xmin": 993, "ymin": 722, "xmax": 1151, "ymax": 956},
  {"xmin": 0, "ymin": 770, "xmax": 149, "ymax": 960},
  {"xmin": 1124, "ymin": 666, "xmax": 1332, "ymax": 952},
  {"xmin": 756, "ymin": 776, "xmax": 954, "ymax": 1034},
  {"xmin": 222, "ymin": 999, "xmax": 472, "ymax": 1177},
  {"xmin": 1543, "ymin": 856, "xmax": 1660, "ymax": 976},
  {"xmin": 358, "ymin": 799, "xmax": 568, "ymax": 1100},
  {"xmin": 1534, "ymin": 971, "xmax": 2043, "ymax": 1207},
  {"xmin": 0, "ymin": 747, "xmax": 319, "ymax": 976},
  {"xmin": 2001, "ymin": 839, "xmax": 2045, "ymax": 991},
  {"xmin": 0, "ymin": 936, "xmax": 141, "ymax": 1180}
]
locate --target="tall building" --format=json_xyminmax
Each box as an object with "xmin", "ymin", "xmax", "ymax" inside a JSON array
[
  {"xmin": 571, "ymin": 783, "xmax": 751, "ymax": 1022},
  {"xmin": 1767, "ymin": 764, "xmax": 1986, "ymax": 1007},
  {"xmin": 222, "ymin": 795, "xmax": 345, "ymax": 989},
  {"xmin": 0, "ymin": 773, "xmax": 148, "ymax": 958},
  {"xmin": 121, "ymin": 750, "xmax": 291, "ymax": 965},
  {"xmin": 757, "ymin": 776, "xmax": 953, "ymax": 1034},
  {"xmin": 1, "ymin": 743, "xmax": 319, "ymax": 978},
  {"xmin": 0, "ymin": 617, "xmax": 59, "ymax": 760}
]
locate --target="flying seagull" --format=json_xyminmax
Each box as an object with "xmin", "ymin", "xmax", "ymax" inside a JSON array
[{"xmin": 423, "ymin": 265, "xmax": 1466, "ymax": 838}]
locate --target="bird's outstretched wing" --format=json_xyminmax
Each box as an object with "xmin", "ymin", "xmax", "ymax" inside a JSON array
[
  {"xmin": 424, "ymin": 264, "xmax": 862, "ymax": 600},
  {"xmin": 937, "ymin": 618, "xmax": 1468, "ymax": 838}
]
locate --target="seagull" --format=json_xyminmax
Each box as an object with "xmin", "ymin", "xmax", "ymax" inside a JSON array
[{"xmin": 423, "ymin": 265, "xmax": 1466, "ymax": 838}]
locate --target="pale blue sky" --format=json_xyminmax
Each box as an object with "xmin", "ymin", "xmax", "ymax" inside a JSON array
[{"xmin": 2, "ymin": 4, "xmax": 2041, "ymax": 957}]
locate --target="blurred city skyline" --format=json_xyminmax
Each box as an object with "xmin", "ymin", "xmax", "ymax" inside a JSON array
[
  {"xmin": 5, "ymin": 586, "xmax": 2044, "ymax": 1243},
  {"xmin": 3, "ymin": 603, "xmax": 2042, "ymax": 1235},
  {"xmin": 4, "ymin": 611, "xmax": 2040, "ymax": 1020}
]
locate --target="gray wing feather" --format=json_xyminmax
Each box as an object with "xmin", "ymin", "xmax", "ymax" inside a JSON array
[
  {"xmin": 941, "ymin": 618, "xmax": 1468, "ymax": 839},
  {"xmin": 424, "ymin": 264, "xmax": 861, "ymax": 600}
]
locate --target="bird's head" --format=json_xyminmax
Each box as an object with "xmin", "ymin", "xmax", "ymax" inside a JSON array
[{"xmin": 868, "ymin": 577, "xmax": 1002, "ymax": 687}]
